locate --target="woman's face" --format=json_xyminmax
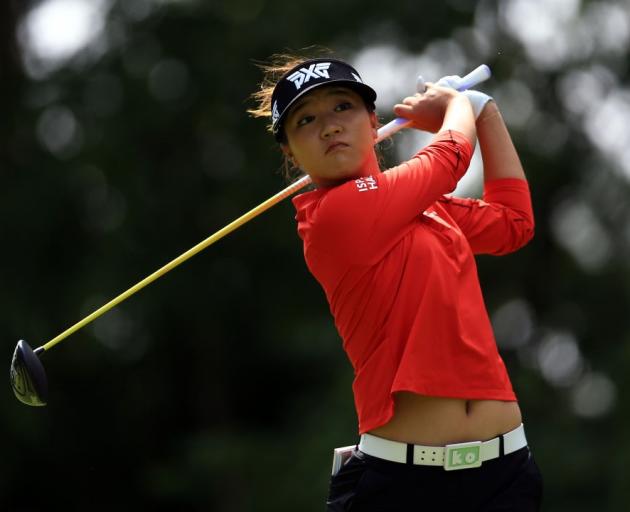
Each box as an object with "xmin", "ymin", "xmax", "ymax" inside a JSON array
[{"xmin": 281, "ymin": 86, "xmax": 378, "ymax": 187}]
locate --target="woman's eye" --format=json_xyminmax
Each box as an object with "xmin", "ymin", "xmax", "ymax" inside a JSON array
[
  {"xmin": 297, "ymin": 115, "xmax": 314, "ymax": 127},
  {"xmin": 335, "ymin": 101, "xmax": 353, "ymax": 112}
]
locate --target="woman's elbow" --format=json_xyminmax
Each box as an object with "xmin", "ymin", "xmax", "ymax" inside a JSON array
[
  {"xmin": 517, "ymin": 220, "xmax": 535, "ymax": 249},
  {"xmin": 495, "ymin": 218, "xmax": 535, "ymax": 255}
]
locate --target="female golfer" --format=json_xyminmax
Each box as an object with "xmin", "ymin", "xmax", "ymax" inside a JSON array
[{"xmin": 250, "ymin": 54, "xmax": 542, "ymax": 511}]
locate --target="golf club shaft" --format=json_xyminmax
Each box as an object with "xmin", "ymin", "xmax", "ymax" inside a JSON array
[
  {"xmin": 39, "ymin": 176, "xmax": 309, "ymax": 352},
  {"xmin": 39, "ymin": 64, "xmax": 491, "ymax": 353}
]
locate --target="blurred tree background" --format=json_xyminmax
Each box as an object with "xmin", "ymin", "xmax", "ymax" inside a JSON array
[{"xmin": 2, "ymin": 0, "xmax": 629, "ymax": 510}]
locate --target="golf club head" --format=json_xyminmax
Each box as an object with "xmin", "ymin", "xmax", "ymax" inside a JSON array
[{"xmin": 10, "ymin": 340, "xmax": 48, "ymax": 406}]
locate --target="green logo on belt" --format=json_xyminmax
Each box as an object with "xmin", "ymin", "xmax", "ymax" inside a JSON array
[{"xmin": 444, "ymin": 441, "xmax": 482, "ymax": 470}]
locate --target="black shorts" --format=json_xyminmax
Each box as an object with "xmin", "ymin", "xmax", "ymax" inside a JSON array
[{"xmin": 327, "ymin": 446, "xmax": 543, "ymax": 511}]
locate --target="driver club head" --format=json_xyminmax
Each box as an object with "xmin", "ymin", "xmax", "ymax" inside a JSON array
[{"xmin": 10, "ymin": 340, "xmax": 48, "ymax": 407}]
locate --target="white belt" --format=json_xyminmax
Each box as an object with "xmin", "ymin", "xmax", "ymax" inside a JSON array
[{"xmin": 358, "ymin": 423, "xmax": 528, "ymax": 471}]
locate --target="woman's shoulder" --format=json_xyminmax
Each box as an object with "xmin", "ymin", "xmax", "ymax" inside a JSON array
[
  {"xmin": 292, "ymin": 187, "xmax": 330, "ymax": 218},
  {"xmin": 292, "ymin": 179, "xmax": 365, "ymax": 215},
  {"xmin": 292, "ymin": 179, "xmax": 377, "ymax": 240}
]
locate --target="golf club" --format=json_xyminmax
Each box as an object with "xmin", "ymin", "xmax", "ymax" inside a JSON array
[{"xmin": 10, "ymin": 64, "xmax": 492, "ymax": 406}]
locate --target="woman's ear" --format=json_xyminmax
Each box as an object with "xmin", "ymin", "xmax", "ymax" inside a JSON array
[
  {"xmin": 369, "ymin": 111, "xmax": 378, "ymax": 138},
  {"xmin": 281, "ymin": 143, "xmax": 300, "ymax": 168}
]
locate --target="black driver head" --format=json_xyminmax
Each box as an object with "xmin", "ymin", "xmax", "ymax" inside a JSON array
[{"xmin": 10, "ymin": 340, "xmax": 48, "ymax": 406}]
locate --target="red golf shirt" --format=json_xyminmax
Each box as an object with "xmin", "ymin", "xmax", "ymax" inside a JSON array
[{"xmin": 292, "ymin": 130, "xmax": 535, "ymax": 434}]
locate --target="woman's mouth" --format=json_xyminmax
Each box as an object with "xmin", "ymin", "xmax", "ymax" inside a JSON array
[{"xmin": 325, "ymin": 142, "xmax": 348, "ymax": 154}]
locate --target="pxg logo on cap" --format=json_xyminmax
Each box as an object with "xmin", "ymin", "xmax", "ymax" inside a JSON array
[{"xmin": 287, "ymin": 62, "xmax": 332, "ymax": 90}]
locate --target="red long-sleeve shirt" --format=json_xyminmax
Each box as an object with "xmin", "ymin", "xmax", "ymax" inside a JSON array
[{"xmin": 292, "ymin": 130, "xmax": 535, "ymax": 434}]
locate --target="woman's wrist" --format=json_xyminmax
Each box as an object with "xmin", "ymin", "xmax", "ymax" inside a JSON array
[
  {"xmin": 477, "ymin": 100, "xmax": 501, "ymax": 125},
  {"xmin": 441, "ymin": 93, "xmax": 476, "ymax": 146}
]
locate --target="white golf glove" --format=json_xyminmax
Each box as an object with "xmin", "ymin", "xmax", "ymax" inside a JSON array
[
  {"xmin": 462, "ymin": 90, "xmax": 493, "ymax": 119},
  {"xmin": 436, "ymin": 75, "xmax": 493, "ymax": 119}
]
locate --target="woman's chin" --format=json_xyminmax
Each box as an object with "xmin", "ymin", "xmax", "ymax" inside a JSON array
[{"xmin": 313, "ymin": 169, "xmax": 363, "ymax": 187}]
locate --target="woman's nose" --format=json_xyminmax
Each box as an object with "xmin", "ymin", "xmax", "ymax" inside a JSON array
[{"xmin": 321, "ymin": 122, "xmax": 342, "ymax": 139}]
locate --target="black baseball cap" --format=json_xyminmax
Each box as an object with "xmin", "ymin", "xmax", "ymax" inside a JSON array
[{"xmin": 271, "ymin": 58, "xmax": 377, "ymax": 141}]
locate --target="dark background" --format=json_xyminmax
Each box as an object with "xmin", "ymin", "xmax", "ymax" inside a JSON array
[{"xmin": 2, "ymin": 0, "xmax": 630, "ymax": 510}]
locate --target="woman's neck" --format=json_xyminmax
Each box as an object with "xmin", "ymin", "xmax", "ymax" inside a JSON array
[{"xmin": 311, "ymin": 150, "xmax": 381, "ymax": 188}]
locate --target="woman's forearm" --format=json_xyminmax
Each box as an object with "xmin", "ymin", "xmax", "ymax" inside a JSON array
[
  {"xmin": 477, "ymin": 102, "xmax": 526, "ymax": 181},
  {"xmin": 441, "ymin": 94, "xmax": 477, "ymax": 149}
]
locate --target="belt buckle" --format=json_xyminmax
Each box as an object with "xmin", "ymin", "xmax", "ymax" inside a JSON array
[{"xmin": 444, "ymin": 440, "xmax": 482, "ymax": 471}]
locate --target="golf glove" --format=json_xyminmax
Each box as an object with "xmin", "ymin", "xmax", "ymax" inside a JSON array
[
  {"xmin": 436, "ymin": 75, "xmax": 493, "ymax": 120},
  {"xmin": 462, "ymin": 90, "xmax": 493, "ymax": 120}
]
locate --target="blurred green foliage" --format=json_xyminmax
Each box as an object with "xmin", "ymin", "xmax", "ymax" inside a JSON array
[{"xmin": 2, "ymin": 0, "xmax": 630, "ymax": 510}]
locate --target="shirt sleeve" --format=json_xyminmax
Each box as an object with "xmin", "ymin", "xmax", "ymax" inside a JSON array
[
  {"xmin": 309, "ymin": 130, "xmax": 473, "ymax": 264},
  {"xmin": 437, "ymin": 178, "xmax": 535, "ymax": 255}
]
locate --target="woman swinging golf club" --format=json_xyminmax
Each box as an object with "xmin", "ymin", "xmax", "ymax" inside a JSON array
[{"xmin": 250, "ymin": 53, "xmax": 542, "ymax": 511}]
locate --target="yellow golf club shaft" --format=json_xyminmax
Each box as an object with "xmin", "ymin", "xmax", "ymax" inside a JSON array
[{"xmin": 40, "ymin": 174, "xmax": 312, "ymax": 352}]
